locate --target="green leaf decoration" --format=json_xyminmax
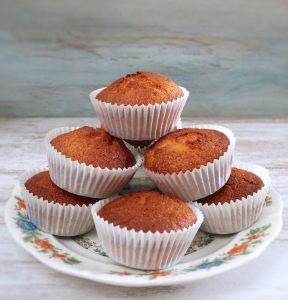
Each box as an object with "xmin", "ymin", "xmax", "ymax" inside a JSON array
[
  {"xmin": 63, "ymin": 257, "xmax": 81, "ymax": 265},
  {"xmin": 39, "ymin": 249, "xmax": 48, "ymax": 254},
  {"xmin": 249, "ymin": 228, "xmax": 260, "ymax": 235},
  {"xmin": 23, "ymin": 236, "xmax": 32, "ymax": 243},
  {"xmin": 17, "ymin": 211, "xmax": 28, "ymax": 220},
  {"xmin": 262, "ymin": 224, "xmax": 271, "ymax": 231}
]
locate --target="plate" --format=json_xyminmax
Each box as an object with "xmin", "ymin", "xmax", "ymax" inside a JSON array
[{"xmin": 5, "ymin": 171, "xmax": 283, "ymax": 287}]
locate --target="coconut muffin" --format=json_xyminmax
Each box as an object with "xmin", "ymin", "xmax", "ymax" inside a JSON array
[
  {"xmin": 92, "ymin": 190, "xmax": 203, "ymax": 270},
  {"xmin": 90, "ymin": 72, "xmax": 189, "ymax": 141},
  {"xmin": 197, "ymin": 167, "xmax": 264, "ymax": 205},
  {"xmin": 144, "ymin": 128, "xmax": 230, "ymax": 174},
  {"xmin": 143, "ymin": 125, "xmax": 235, "ymax": 202},
  {"xmin": 98, "ymin": 190, "xmax": 197, "ymax": 233},
  {"xmin": 50, "ymin": 126, "xmax": 135, "ymax": 169},
  {"xmin": 21, "ymin": 167, "xmax": 97, "ymax": 236},
  {"xmin": 46, "ymin": 127, "xmax": 142, "ymax": 198},
  {"xmin": 96, "ymin": 72, "xmax": 184, "ymax": 106},
  {"xmin": 193, "ymin": 162, "xmax": 269, "ymax": 234}
]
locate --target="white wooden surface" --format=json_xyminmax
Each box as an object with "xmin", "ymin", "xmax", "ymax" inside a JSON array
[{"xmin": 0, "ymin": 118, "xmax": 287, "ymax": 300}]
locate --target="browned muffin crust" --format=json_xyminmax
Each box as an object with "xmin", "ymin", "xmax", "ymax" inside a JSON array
[
  {"xmin": 25, "ymin": 171, "xmax": 97, "ymax": 206},
  {"xmin": 98, "ymin": 190, "xmax": 196, "ymax": 233},
  {"xmin": 50, "ymin": 127, "xmax": 135, "ymax": 169},
  {"xmin": 144, "ymin": 128, "xmax": 230, "ymax": 174},
  {"xmin": 96, "ymin": 72, "xmax": 184, "ymax": 105},
  {"xmin": 198, "ymin": 168, "xmax": 264, "ymax": 205}
]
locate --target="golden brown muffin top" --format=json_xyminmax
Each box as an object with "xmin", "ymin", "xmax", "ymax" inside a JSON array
[
  {"xmin": 198, "ymin": 168, "xmax": 264, "ymax": 205},
  {"xmin": 50, "ymin": 127, "xmax": 135, "ymax": 169},
  {"xmin": 98, "ymin": 190, "xmax": 196, "ymax": 233},
  {"xmin": 96, "ymin": 72, "xmax": 184, "ymax": 105},
  {"xmin": 25, "ymin": 171, "xmax": 97, "ymax": 206},
  {"xmin": 144, "ymin": 128, "xmax": 230, "ymax": 174}
]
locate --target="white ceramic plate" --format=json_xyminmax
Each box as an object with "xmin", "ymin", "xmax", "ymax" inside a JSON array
[{"xmin": 5, "ymin": 171, "xmax": 283, "ymax": 287}]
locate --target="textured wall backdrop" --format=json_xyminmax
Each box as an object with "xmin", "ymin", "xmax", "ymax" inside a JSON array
[{"xmin": 0, "ymin": 0, "xmax": 287, "ymax": 117}]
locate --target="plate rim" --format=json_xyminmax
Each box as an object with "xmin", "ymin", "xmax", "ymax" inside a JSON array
[{"xmin": 5, "ymin": 184, "xmax": 283, "ymax": 287}]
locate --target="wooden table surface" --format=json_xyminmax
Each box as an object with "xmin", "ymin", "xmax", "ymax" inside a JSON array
[
  {"xmin": 1, "ymin": 0, "xmax": 288, "ymax": 118},
  {"xmin": 0, "ymin": 117, "xmax": 287, "ymax": 300}
]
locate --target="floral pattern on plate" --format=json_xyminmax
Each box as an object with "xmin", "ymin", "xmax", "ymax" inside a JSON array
[
  {"xmin": 14, "ymin": 193, "xmax": 273, "ymax": 278},
  {"xmin": 72, "ymin": 230, "xmax": 215, "ymax": 257},
  {"xmin": 110, "ymin": 223, "xmax": 271, "ymax": 280},
  {"xmin": 14, "ymin": 196, "xmax": 80, "ymax": 265}
]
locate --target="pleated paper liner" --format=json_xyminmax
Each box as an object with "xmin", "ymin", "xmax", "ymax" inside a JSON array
[
  {"xmin": 193, "ymin": 161, "xmax": 270, "ymax": 234},
  {"xmin": 124, "ymin": 117, "xmax": 183, "ymax": 155},
  {"xmin": 144, "ymin": 125, "xmax": 236, "ymax": 202},
  {"xmin": 91, "ymin": 197, "xmax": 204, "ymax": 270},
  {"xmin": 90, "ymin": 86, "xmax": 189, "ymax": 140},
  {"xmin": 20, "ymin": 166, "xmax": 95, "ymax": 236},
  {"xmin": 46, "ymin": 127, "xmax": 143, "ymax": 198}
]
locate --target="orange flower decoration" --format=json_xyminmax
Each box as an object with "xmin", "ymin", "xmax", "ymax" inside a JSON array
[
  {"xmin": 52, "ymin": 253, "xmax": 67, "ymax": 259},
  {"xmin": 119, "ymin": 271, "xmax": 131, "ymax": 276},
  {"xmin": 228, "ymin": 244, "xmax": 249, "ymax": 256},
  {"xmin": 34, "ymin": 239, "xmax": 54, "ymax": 250},
  {"xmin": 150, "ymin": 271, "xmax": 171, "ymax": 277},
  {"xmin": 17, "ymin": 200, "xmax": 26, "ymax": 209},
  {"xmin": 248, "ymin": 234, "xmax": 260, "ymax": 240}
]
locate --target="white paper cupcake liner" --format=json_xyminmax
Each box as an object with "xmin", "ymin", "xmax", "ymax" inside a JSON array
[
  {"xmin": 19, "ymin": 166, "xmax": 95, "ymax": 236},
  {"xmin": 175, "ymin": 117, "xmax": 183, "ymax": 130},
  {"xmin": 123, "ymin": 117, "xmax": 183, "ymax": 156},
  {"xmin": 91, "ymin": 197, "xmax": 203, "ymax": 270},
  {"xmin": 46, "ymin": 127, "xmax": 143, "ymax": 198},
  {"xmin": 193, "ymin": 161, "xmax": 270, "ymax": 234},
  {"xmin": 89, "ymin": 86, "xmax": 189, "ymax": 140},
  {"xmin": 144, "ymin": 124, "xmax": 236, "ymax": 202}
]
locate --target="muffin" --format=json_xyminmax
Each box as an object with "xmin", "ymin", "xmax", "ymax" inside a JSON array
[
  {"xmin": 144, "ymin": 125, "xmax": 235, "ymax": 201},
  {"xmin": 193, "ymin": 162, "xmax": 270, "ymax": 234},
  {"xmin": 198, "ymin": 168, "xmax": 264, "ymax": 205},
  {"xmin": 98, "ymin": 190, "xmax": 197, "ymax": 232},
  {"xmin": 144, "ymin": 128, "xmax": 230, "ymax": 174},
  {"xmin": 50, "ymin": 126, "xmax": 135, "ymax": 169},
  {"xmin": 20, "ymin": 167, "xmax": 97, "ymax": 236},
  {"xmin": 96, "ymin": 72, "xmax": 184, "ymax": 105},
  {"xmin": 46, "ymin": 126, "xmax": 142, "ymax": 198},
  {"xmin": 25, "ymin": 171, "xmax": 98, "ymax": 206},
  {"xmin": 91, "ymin": 190, "xmax": 203, "ymax": 270},
  {"xmin": 90, "ymin": 72, "xmax": 189, "ymax": 140}
]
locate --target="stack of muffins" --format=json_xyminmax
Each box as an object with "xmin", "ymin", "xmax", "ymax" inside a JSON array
[{"xmin": 20, "ymin": 71, "xmax": 270, "ymax": 270}]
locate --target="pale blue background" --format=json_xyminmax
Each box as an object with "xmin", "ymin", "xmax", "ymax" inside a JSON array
[{"xmin": 0, "ymin": 0, "xmax": 287, "ymax": 117}]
